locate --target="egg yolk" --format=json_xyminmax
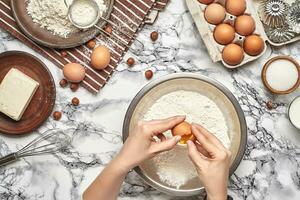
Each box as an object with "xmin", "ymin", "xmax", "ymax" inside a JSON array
[
  {"xmin": 179, "ymin": 134, "xmax": 195, "ymax": 144},
  {"xmin": 171, "ymin": 121, "xmax": 196, "ymax": 145}
]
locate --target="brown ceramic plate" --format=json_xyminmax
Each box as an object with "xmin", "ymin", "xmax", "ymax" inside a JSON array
[
  {"xmin": 10, "ymin": 0, "xmax": 114, "ymax": 49},
  {"xmin": 0, "ymin": 51, "xmax": 56, "ymax": 135}
]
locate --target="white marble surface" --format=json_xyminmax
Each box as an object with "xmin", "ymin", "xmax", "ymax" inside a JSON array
[{"xmin": 1, "ymin": 0, "xmax": 300, "ymax": 199}]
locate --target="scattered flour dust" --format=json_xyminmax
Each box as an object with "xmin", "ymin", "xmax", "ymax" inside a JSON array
[
  {"xmin": 26, "ymin": 0, "xmax": 107, "ymax": 37},
  {"xmin": 143, "ymin": 90, "xmax": 230, "ymax": 188}
]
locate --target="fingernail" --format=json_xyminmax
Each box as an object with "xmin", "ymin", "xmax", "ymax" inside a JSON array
[
  {"xmin": 175, "ymin": 136, "xmax": 181, "ymax": 142},
  {"xmin": 186, "ymin": 140, "xmax": 192, "ymax": 145},
  {"xmin": 176, "ymin": 115, "xmax": 186, "ymax": 118}
]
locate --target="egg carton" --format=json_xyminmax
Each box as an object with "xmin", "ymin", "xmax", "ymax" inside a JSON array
[{"xmin": 186, "ymin": 0, "xmax": 300, "ymax": 68}]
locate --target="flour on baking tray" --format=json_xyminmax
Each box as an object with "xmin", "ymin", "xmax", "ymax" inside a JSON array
[{"xmin": 143, "ymin": 90, "xmax": 230, "ymax": 188}]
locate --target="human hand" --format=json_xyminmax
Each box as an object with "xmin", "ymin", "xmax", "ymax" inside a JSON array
[
  {"xmin": 187, "ymin": 123, "xmax": 231, "ymax": 200},
  {"xmin": 116, "ymin": 116, "xmax": 185, "ymax": 172}
]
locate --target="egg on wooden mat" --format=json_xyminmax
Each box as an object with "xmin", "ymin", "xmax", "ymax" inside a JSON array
[
  {"xmin": 243, "ymin": 35, "xmax": 265, "ymax": 56},
  {"xmin": 171, "ymin": 121, "xmax": 196, "ymax": 144},
  {"xmin": 235, "ymin": 15, "xmax": 255, "ymax": 36},
  {"xmin": 204, "ymin": 3, "xmax": 226, "ymax": 25},
  {"xmin": 198, "ymin": 0, "xmax": 214, "ymax": 5},
  {"xmin": 226, "ymin": 0, "xmax": 246, "ymax": 16},
  {"xmin": 63, "ymin": 63, "xmax": 86, "ymax": 83},
  {"xmin": 222, "ymin": 43, "xmax": 244, "ymax": 66},
  {"xmin": 214, "ymin": 23, "xmax": 235, "ymax": 45},
  {"xmin": 91, "ymin": 45, "xmax": 111, "ymax": 70}
]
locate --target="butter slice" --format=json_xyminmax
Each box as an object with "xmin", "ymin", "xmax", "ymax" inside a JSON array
[{"xmin": 0, "ymin": 68, "xmax": 39, "ymax": 121}]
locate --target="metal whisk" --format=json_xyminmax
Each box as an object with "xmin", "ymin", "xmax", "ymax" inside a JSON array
[{"xmin": 0, "ymin": 129, "xmax": 71, "ymax": 167}]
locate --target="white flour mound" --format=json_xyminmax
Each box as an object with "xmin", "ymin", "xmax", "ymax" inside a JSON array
[
  {"xmin": 143, "ymin": 90, "xmax": 230, "ymax": 188},
  {"xmin": 26, "ymin": 0, "xmax": 107, "ymax": 38},
  {"xmin": 153, "ymin": 146, "xmax": 197, "ymax": 188}
]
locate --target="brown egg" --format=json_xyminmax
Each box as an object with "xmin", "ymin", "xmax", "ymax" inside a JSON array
[
  {"xmin": 222, "ymin": 44, "xmax": 244, "ymax": 66},
  {"xmin": 226, "ymin": 0, "xmax": 246, "ymax": 16},
  {"xmin": 214, "ymin": 24, "xmax": 235, "ymax": 45},
  {"xmin": 171, "ymin": 121, "xmax": 196, "ymax": 144},
  {"xmin": 235, "ymin": 15, "xmax": 255, "ymax": 36},
  {"xmin": 198, "ymin": 0, "xmax": 214, "ymax": 5},
  {"xmin": 91, "ymin": 45, "xmax": 111, "ymax": 70},
  {"xmin": 243, "ymin": 35, "xmax": 265, "ymax": 56},
  {"xmin": 63, "ymin": 63, "xmax": 85, "ymax": 83},
  {"xmin": 204, "ymin": 3, "xmax": 226, "ymax": 25}
]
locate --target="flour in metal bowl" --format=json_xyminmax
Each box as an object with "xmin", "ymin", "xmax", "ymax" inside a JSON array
[{"xmin": 143, "ymin": 90, "xmax": 230, "ymax": 188}]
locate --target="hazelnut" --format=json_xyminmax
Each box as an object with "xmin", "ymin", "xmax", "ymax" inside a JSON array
[
  {"xmin": 70, "ymin": 83, "xmax": 79, "ymax": 92},
  {"xmin": 72, "ymin": 97, "xmax": 80, "ymax": 106},
  {"xmin": 145, "ymin": 70, "xmax": 153, "ymax": 80},
  {"xmin": 127, "ymin": 57, "xmax": 135, "ymax": 67},
  {"xmin": 59, "ymin": 79, "xmax": 68, "ymax": 88},
  {"xmin": 61, "ymin": 51, "xmax": 67, "ymax": 57},
  {"xmin": 266, "ymin": 101, "xmax": 273, "ymax": 110},
  {"xmin": 87, "ymin": 39, "xmax": 96, "ymax": 49},
  {"xmin": 150, "ymin": 31, "xmax": 159, "ymax": 41},
  {"xmin": 104, "ymin": 26, "xmax": 113, "ymax": 34},
  {"xmin": 53, "ymin": 111, "xmax": 62, "ymax": 120}
]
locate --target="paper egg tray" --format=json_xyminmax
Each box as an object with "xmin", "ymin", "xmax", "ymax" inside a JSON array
[{"xmin": 186, "ymin": 0, "xmax": 299, "ymax": 68}]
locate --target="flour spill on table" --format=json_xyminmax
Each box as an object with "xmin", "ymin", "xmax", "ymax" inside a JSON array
[
  {"xmin": 26, "ymin": 0, "xmax": 107, "ymax": 37},
  {"xmin": 143, "ymin": 90, "xmax": 230, "ymax": 188}
]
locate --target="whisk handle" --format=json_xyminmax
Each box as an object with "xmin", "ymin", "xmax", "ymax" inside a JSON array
[{"xmin": 0, "ymin": 153, "xmax": 18, "ymax": 167}]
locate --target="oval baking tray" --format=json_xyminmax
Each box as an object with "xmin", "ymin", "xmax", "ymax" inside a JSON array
[
  {"xmin": 0, "ymin": 51, "xmax": 56, "ymax": 135},
  {"xmin": 10, "ymin": 0, "xmax": 114, "ymax": 49},
  {"xmin": 123, "ymin": 73, "xmax": 247, "ymax": 196}
]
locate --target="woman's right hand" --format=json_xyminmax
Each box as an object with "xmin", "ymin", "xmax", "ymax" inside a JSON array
[{"xmin": 187, "ymin": 123, "xmax": 231, "ymax": 200}]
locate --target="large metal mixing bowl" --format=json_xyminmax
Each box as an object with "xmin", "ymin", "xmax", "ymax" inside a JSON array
[{"xmin": 122, "ymin": 73, "xmax": 247, "ymax": 196}]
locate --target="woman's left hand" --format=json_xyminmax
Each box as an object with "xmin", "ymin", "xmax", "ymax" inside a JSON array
[
  {"xmin": 116, "ymin": 116, "xmax": 185, "ymax": 172},
  {"xmin": 84, "ymin": 116, "xmax": 185, "ymax": 200}
]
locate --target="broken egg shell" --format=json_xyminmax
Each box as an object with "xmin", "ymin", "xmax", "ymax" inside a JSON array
[{"xmin": 171, "ymin": 121, "xmax": 196, "ymax": 144}]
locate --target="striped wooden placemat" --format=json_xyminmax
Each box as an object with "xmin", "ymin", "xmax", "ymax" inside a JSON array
[{"xmin": 0, "ymin": 0, "xmax": 169, "ymax": 93}]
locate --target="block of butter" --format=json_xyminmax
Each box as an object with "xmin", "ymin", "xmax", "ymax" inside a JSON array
[{"xmin": 0, "ymin": 68, "xmax": 39, "ymax": 121}]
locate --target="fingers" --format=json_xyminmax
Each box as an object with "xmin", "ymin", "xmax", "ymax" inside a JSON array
[
  {"xmin": 192, "ymin": 123, "xmax": 226, "ymax": 150},
  {"xmin": 191, "ymin": 125, "xmax": 219, "ymax": 157},
  {"xmin": 187, "ymin": 140, "xmax": 206, "ymax": 166},
  {"xmin": 146, "ymin": 116, "xmax": 186, "ymax": 135},
  {"xmin": 195, "ymin": 142, "xmax": 210, "ymax": 157},
  {"xmin": 151, "ymin": 136, "xmax": 181, "ymax": 153},
  {"xmin": 157, "ymin": 133, "xmax": 166, "ymax": 142}
]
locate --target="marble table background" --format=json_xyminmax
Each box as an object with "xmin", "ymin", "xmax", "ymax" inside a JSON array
[{"xmin": 1, "ymin": 0, "xmax": 300, "ymax": 199}]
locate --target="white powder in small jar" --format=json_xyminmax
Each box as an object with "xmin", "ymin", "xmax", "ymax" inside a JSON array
[
  {"xmin": 70, "ymin": 0, "xmax": 105, "ymax": 27},
  {"xmin": 143, "ymin": 90, "xmax": 230, "ymax": 188},
  {"xmin": 266, "ymin": 59, "xmax": 299, "ymax": 92}
]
